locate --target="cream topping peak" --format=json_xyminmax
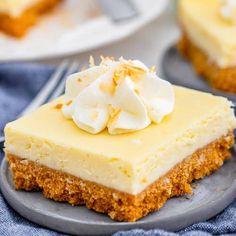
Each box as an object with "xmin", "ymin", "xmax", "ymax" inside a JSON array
[{"xmin": 61, "ymin": 57, "xmax": 175, "ymax": 135}]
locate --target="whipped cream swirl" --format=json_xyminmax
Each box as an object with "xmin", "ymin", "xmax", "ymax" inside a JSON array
[
  {"xmin": 220, "ymin": 0, "xmax": 236, "ymax": 23},
  {"xmin": 62, "ymin": 57, "xmax": 174, "ymax": 135}
]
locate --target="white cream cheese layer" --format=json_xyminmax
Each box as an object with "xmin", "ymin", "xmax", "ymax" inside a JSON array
[
  {"xmin": 0, "ymin": 0, "xmax": 40, "ymax": 17},
  {"xmin": 62, "ymin": 58, "xmax": 174, "ymax": 135},
  {"xmin": 4, "ymin": 87, "xmax": 236, "ymax": 195}
]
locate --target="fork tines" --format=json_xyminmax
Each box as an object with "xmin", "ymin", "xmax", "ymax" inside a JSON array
[
  {"xmin": 20, "ymin": 60, "xmax": 80, "ymax": 116},
  {"xmin": 0, "ymin": 60, "xmax": 80, "ymax": 148}
]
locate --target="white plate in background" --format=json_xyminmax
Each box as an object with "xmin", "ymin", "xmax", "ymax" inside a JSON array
[{"xmin": 0, "ymin": 0, "xmax": 169, "ymax": 61}]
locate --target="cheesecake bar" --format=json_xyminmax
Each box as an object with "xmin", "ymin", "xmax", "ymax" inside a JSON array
[
  {"xmin": 178, "ymin": 0, "xmax": 236, "ymax": 93},
  {"xmin": 4, "ymin": 58, "xmax": 236, "ymax": 222},
  {"xmin": 0, "ymin": 0, "xmax": 62, "ymax": 37}
]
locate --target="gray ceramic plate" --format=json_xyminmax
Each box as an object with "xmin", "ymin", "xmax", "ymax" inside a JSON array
[
  {"xmin": 162, "ymin": 46, "xmax": 236, "ymax": 103},
  {"xmin": 1, "ymin": 152, "xmax": 236, "ymax": 236}
]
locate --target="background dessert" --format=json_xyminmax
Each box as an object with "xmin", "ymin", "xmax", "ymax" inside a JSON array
[
  {"xmin": 0, "ymin": 0, "xmax": 63, "ymax": 37},
  {"xmin": 178, "ymin": 0, "xmax": 236, "ymax": 93}
]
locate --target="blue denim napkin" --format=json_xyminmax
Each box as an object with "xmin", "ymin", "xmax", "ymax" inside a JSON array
[{"xmin": 0, "ymin": 63, "xmax": 236, "ymax": 236}]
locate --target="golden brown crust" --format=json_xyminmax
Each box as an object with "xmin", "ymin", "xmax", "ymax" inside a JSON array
[
  {"xmin": 177, "ymin": 34, "xmax": 236, "ymax": 93},
  {"xmin": 0, "ymin": 0, "xmax": 63, "ymax": 38},
  {"xmin": 7, "ymin": 132, "xmax": 234, "ymax": 222}
]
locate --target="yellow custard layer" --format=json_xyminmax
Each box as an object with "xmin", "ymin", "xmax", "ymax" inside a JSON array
[
  {"xmin": 4, "ymin": 86, "xmax": 236, "ymax": 195},
  {"xmin": 179, "ymin": 0, "xmax": 236, "ymax": 68}
]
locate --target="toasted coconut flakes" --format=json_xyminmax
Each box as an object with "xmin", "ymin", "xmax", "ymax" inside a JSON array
[
  {"xmin": 113, "ymin": 65, "xmax": 128, "ymax": 84},
  {"xmin": 99, "ymin": 81, "xmax": 116, "ymax": 95},
  {"xmin": 66, "ymin": 100, "xmax": 72, "ymax": 106},
  {"xmin": 149, "ymin": 65, "xmax": 156, "ymax": 73},
  {"xmin": 124, "ymin": 64, "xmax": 146, "ymax": 82},
  {"xmin": 110, "ymin": 157, "xmax": 119, "ymax": 162},
  {"xmin": 89, "ymin": 56, "xmax": 95, "ymax": 67},
  {"xmin": 141, "ymin": 177, "xmax": 148, "ymax": 184},
  {"xmin": 100, "ymin": 55, "xmax": 105, "ymax": 61},
  {"xmin": 134, "ymin": 88, "xmax": 140, "ymax": 95},
  {"xmin": 114, "ymin": 63, "xmax": 146, "ymax": 84},
  {"xmin": 107, "ymin": 105, "xmax": 121, "ymax": 127},
  {"xmin": 54, "ymin": 103, "xmax": 63, "ymax": 109},
  {"xmin": 100, "ymin": 55, "xmax": 114, "ymax": 63}
]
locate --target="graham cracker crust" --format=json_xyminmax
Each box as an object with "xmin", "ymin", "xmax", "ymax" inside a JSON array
[
  {"xmin": 7, "ymin": 132, "xmax": 234, "ymax": 222},
  {"xmin": 0, "ymin": 0, "xmax": 62, "ymax": 38},
  {"xmin": 177, "ymin": 34, "xmax": 236, "ymax": 93}
]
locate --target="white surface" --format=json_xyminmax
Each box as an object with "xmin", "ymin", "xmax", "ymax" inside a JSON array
[{"xmin": 0, "ymin": 0, "xmax": 169, "ymax": 61}]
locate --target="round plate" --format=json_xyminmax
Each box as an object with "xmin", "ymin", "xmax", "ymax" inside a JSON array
[
  {"xmin": 162, "ymin": 46, "xmax": 236, "ymax": 103},
  {"xmin": 0, "ymin": 0, "xmax": 168, "ymax": 61},
  {"xmin": 1, "ymin": 152, "xmax": 236, "ymax": 236}
]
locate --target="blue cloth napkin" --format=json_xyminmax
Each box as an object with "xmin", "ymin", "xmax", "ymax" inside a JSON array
[{"xmin": 0, "ymin": 63, "xmax": 236, "ymax": 236}]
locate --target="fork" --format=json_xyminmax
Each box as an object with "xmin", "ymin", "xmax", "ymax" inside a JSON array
[
  {"xmin": 0, "ymin": 60, "xmax": 80, "ymax": 149},
  {"xmin": 97, "ymin": 0, "xmax": 139, "ymax": 22}
]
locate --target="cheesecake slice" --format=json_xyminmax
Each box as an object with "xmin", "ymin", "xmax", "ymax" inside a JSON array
[
  {"xmin": 4, "ymin": 85, "xmax": 236, "ymax": 221},
  {"xmin": 0, "ymin": 0, "xmax": 62, "ymax": 37},
  {"xmin": 178, "ymin": 0, "xmax": 236, "ymax": 93}
]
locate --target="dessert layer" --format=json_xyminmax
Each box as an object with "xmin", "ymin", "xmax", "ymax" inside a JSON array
[
  {"xmin": 178, "ymin": 34, "xmax": 236, "ymax": 93},
  {"xmin": 7, "ymin": 132, "xmax": 234, "ymax": 222},
  {"xmin": 0, "ymin": 0, "xmax": 62, "ymax": 37},
  {"xmin": 5, "ymin": 87, "xmax": 235, "ymax": 194},
  {"xmin": 179, "ymin": 0, "xmax": 236, "ymax": 68},
  {"xmin": 0, "ymin": 0, "xmax": 41, "ymax": 17},
  {"xmin": 4, "ymin": 86, "xmax": 236, "ymax": 194}
]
